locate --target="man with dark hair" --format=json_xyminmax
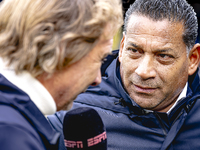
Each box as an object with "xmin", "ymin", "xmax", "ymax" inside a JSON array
[{"xmin": 48, "ymin": 0, "xmax": 200, "ymax": 149}]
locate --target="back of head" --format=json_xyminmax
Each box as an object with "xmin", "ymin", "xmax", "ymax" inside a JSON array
[
  {"xmin": 0, "ymin": 0, "xmax": 123, "ymax": 77},
  {"xmin": 124, "ymin": 0, "xmax": 198, "ymax": 51}
]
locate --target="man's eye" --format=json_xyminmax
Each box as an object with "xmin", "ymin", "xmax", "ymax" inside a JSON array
[
  {"xmin": 126, "ymin": 47, "xmax": 142, "ymax": 59},
  {"xmin": 156, "ymin": 54, "xmax": 175, "ymax": 64},
  {"xmin": 158, "ymin": 54, "xmax": 173, "ymax": 59},
  {"xmin": 128, "ymin": 48, "xmax": 139, "ymax": 53}
]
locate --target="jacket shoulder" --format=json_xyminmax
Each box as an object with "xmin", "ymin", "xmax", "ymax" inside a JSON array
[
  {"xmin": 74, "ymin": 91, "xmax": 131, "ymax": 115},
  {"xmin": 0, "ymin": 104, "xmax": 33, "ymax": 128},
  {"xmin": 101, "ymin": 50, "xmax": 119, "ymax": 76},
  {"xmin": 0, "ymin": 105, "xmax": 46, "ymax": 150}
]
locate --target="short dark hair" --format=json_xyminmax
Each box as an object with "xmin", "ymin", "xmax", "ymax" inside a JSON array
[{"xmin": 124, "ymin": 0, "xmax": 198, "ymax": 50}]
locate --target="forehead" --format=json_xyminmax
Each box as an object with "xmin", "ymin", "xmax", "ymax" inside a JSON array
[{"xmin": 126, "ymin": 15, "xmax": 185, "ymax": 47}]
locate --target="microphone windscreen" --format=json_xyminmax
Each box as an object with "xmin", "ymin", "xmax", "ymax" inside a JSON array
[{"xmin": 63, "ymin": 107, "xmax": 107, "ymax": 150}]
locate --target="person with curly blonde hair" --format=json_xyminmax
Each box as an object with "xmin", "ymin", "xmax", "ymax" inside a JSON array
[{"xmin": 0, "ymin": 0, "xmax": 123, "ymax": 149}]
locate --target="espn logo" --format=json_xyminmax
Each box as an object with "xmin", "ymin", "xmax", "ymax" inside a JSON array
[{"xmin": 64, "ymin": 131, "xmax": 107, "ymax": 148}]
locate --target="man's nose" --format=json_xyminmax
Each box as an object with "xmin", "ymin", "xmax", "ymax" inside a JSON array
[
  {"xmin": 135, "ymin": 55, "xmax": 156, "ymax": 79},
  {"xmin": 91, "ymin": 69, "xmax": 102, "ymax": 86}
]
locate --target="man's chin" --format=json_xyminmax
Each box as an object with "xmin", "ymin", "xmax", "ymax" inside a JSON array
[
  {"xmin": 57, "ymin": 100, "xmax": 74, "ymax": 111},
  {"xmin": 57, "ymin": 89, "xmax": 87, "ymax": 111}
]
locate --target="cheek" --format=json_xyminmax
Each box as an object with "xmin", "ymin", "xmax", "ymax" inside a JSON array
[
  {"xmin": 159, "ymin": 60, "xmax": 189, "ymax": 92},
  {"xmin": 174, "ymin": 64, "xmax": 188, "ymax": 85},
  {"xmin": 120, "ymin": 56, "xmax": 137, "ymax": 82}
]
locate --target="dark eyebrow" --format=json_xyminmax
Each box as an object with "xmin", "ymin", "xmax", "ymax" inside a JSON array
[
  {"xmin": 127, "ymin": 42, "xmax": 174, "ymax": 53},
  {"xmin": 154, "ymin": 48, "xmax": 174, "ymax": 53},
  {"xmin": 127, "ymin": 42, "xmax": 141, "ymax": 49},
  {"xmin": 126, "ymin": 42, "xmax": 144, "ymax": 51}
]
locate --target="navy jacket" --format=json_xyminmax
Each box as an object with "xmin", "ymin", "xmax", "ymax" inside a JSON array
[
  {"xmin": 0, "ymin": 74, "xmax": 60, "ymax": 150},
  {"xmin": 48, "ymin": 50, "xmax": 200, "ymax": 150}
]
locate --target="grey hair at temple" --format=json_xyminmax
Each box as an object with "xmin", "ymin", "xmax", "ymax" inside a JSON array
[{"xmin": 124, "ymin": 0, "xmax": 198, "ymax": 51}]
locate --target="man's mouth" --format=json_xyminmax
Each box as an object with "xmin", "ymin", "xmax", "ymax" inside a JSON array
[{"xmin": 134, "ymin": 84, "xmax": 157, "ymax": 94}]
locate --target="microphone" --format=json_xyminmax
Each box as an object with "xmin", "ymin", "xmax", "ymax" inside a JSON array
[{"xmin": 63, "ymin": 107, "xmax": 107, "ymax": 150}]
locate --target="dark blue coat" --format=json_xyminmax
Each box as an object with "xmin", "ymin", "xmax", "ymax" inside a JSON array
[
  {"xmin": 0, "ymin": 74, "xmax": 60, "ymax": 150},
  {"xmin": 48, "ymin": 50, "xmax": 200, "ymax": 150}
]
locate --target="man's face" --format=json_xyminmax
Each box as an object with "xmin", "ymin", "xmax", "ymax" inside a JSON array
[
  {"xmin": 119, "ymin": 15, "xmax": 190, "ymax": 112},
  {"xmin": 42, "ymin": 25, "xmax": 113, "ymax": 111}
]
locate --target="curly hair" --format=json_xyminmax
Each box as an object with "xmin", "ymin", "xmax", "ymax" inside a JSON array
[
  {"xmin": 124, "ymin": 0, "xmax": 198, "ymax": 51},
  {"xmin": 0, "ymin": 0, "xmax": 123, "ymax": 77}
]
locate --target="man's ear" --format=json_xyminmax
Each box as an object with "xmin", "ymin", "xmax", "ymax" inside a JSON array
[
  {"xmin": 188, "ymin": 43, "xmax": 200, "ymax": 75},
  {"xmin": 119, "ymin": 32, "xmax": 125, "ymax": 63}
]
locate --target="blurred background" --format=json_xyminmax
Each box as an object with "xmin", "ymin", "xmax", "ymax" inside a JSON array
[{"xmin": 112, "ymin": 0, "xmax": 200, "ymax": 50}]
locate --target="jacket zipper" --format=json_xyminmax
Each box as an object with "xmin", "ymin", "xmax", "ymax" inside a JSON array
[{"xmin": 154, "ymin": 112, "xmax": 168, "ymax": 137}]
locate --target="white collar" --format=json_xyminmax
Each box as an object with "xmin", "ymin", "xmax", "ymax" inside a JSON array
[
  {"xmin": 0, "ymin": 59, "xmax": 56, "ymax": 115},
  {"xmin": 167, "ymin": 82, "xmax": 188, "ymax": 115}
]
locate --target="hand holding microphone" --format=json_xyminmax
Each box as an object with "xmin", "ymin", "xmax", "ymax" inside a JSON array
[{"xmin": 63, "ymin": 107, "xmax": 107, "ymax": 150}]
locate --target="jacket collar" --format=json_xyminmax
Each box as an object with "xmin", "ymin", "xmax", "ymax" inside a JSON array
[
  {"xmin": 0, "ymin": 59, "xmax": 56, "ymax": 115},
  {"xmin": 187, "ymin": 68, "xmax": 200, "ymax": 96},
  {"xmin": 0, "ymin": 74, "xmax": 60, "ymax": 147}
]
